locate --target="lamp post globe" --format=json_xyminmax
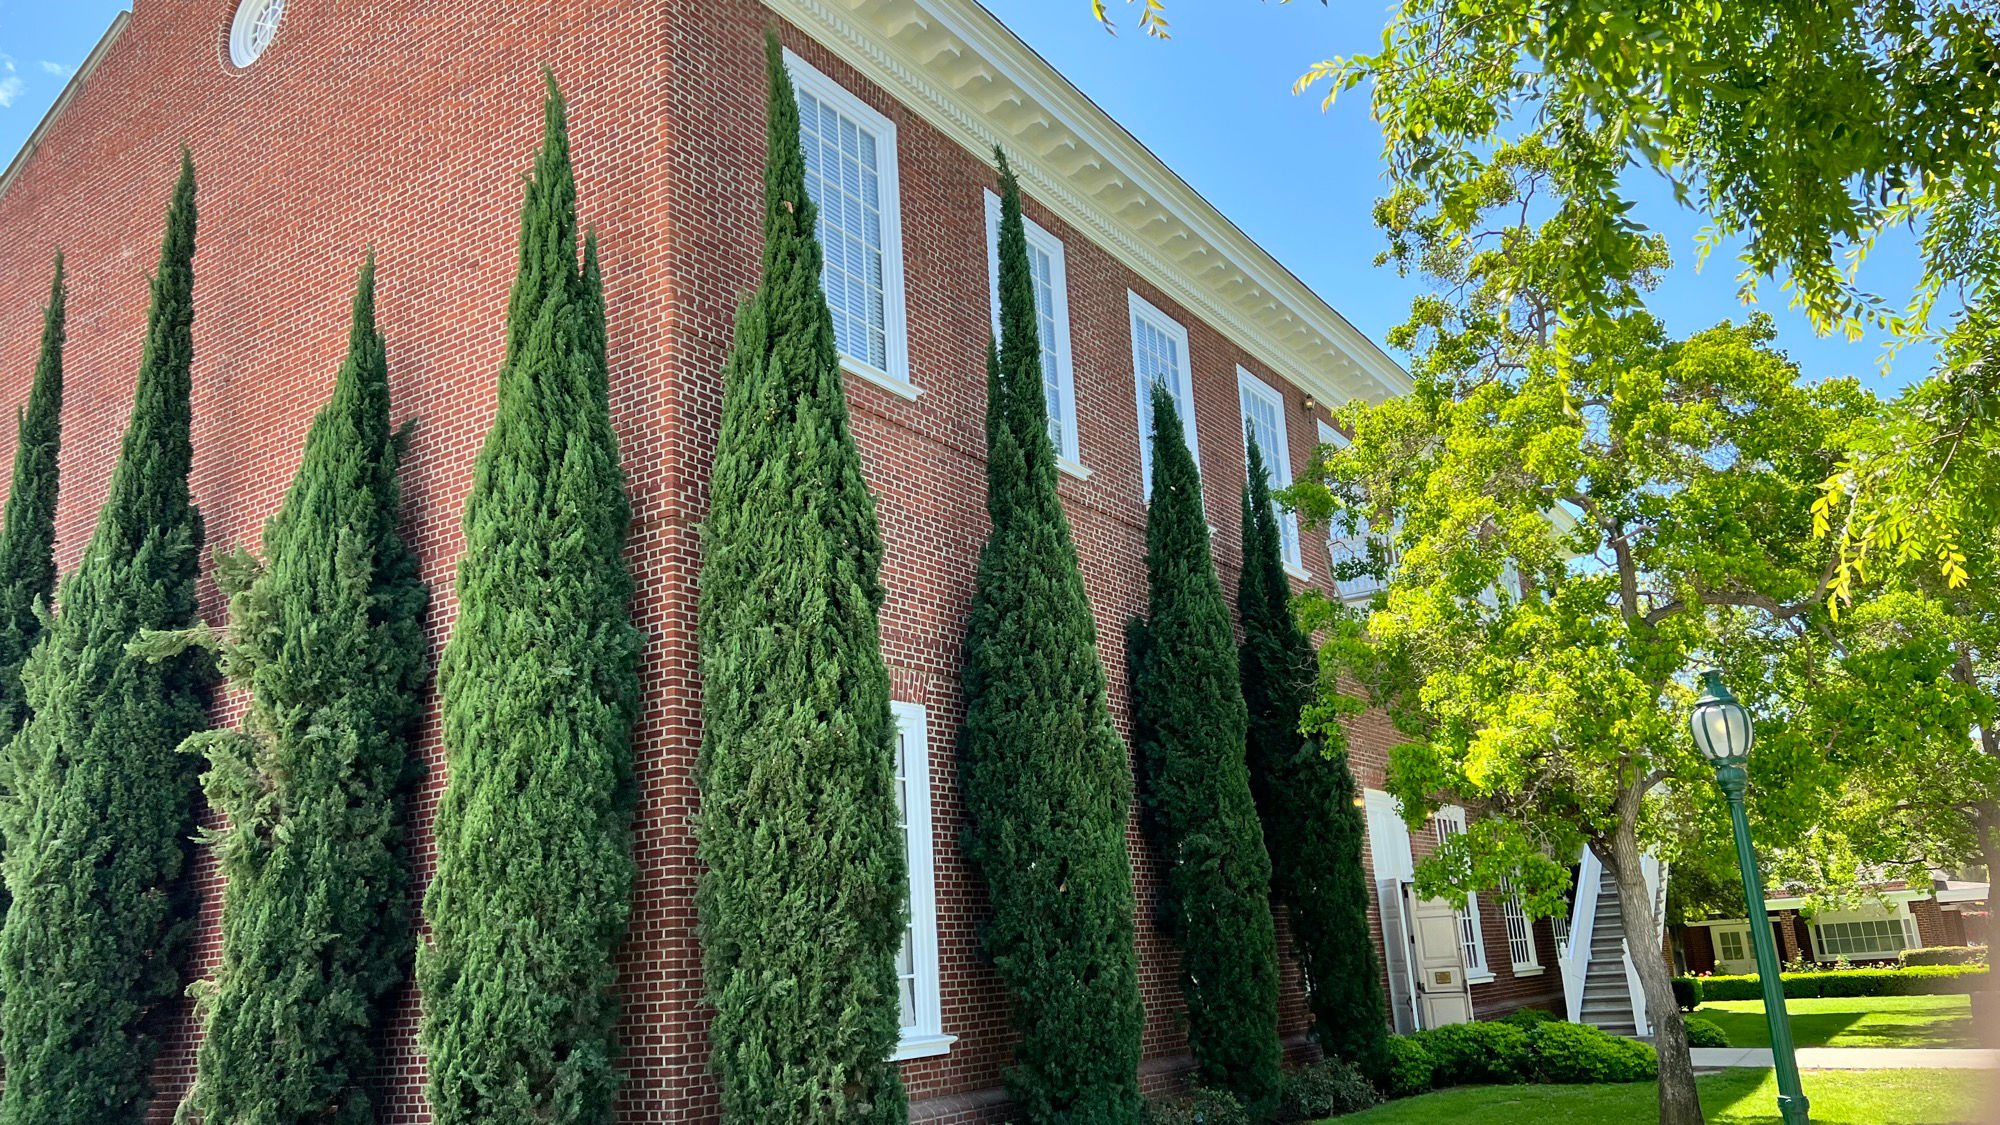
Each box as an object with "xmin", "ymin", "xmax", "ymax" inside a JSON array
[{"xmin": 1691, "ymin": 669, "xmax": 1808, "ymax": 1125}]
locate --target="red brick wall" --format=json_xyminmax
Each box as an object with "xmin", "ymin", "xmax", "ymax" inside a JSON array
[
  {"xmin": 1912, "ymin": 898, "xmax": 1949, "ymax": 949},
  {"xmin": 0, "ymin": 2, "xmax": 1531, "ymax": 1122}
]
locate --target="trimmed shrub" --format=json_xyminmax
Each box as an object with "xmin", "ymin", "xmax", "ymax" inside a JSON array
[
  {"xmin": 1380, "ymin": 1036, "xmax": 1435, "ymax": 1099},
  {"xmin": 1278, "ymin": 1058, "xmax": 1381, "ymax": 1121},
  {"xmin": 1697, "ymin": 965, "xmax": 1988, "ymax": 1001},
  {"xmin": 1672, "ymin": 976, "xmax": 1703, "ymax": 1011},
  {"xmin": 1141, "ymin": 1088, "xmax": 1249, "ymax": 1125},
  {"xmin": 1683, "ymin": 1017, "xmax": 1730, "ymax": 1048},
  {"xmin": 1527, "ymin": 1021, "xmax": 1657, "ymax": 1084},
  {"xmin": 1414, "ymin": 1021, "xmax": 1531, "ymax": 1086},
  {"xmin": 1496, "ymin": 1007, "xmax": 1562, "ymax": 1031},
  {"xmin": 1902, "ymin": 946, "xmax": 1986, "ymax": 967}
]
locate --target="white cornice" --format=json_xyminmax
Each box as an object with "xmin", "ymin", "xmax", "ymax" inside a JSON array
[
  {"xmin": 764, "ymin": 0, "xmax": 1410, "ymax": 407},
  {"xmin": 0, "ymin": 12, "xmax": 131, "ymax": 205}
]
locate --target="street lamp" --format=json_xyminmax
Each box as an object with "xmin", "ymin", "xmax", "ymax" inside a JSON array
[{"xmin": 1691, "ymin": 669, "xmax": 1810, "ymax": 1125}]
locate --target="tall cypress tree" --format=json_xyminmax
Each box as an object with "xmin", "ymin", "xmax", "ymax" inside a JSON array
[
  {"xmin": 959, "ymin": 150, "xmax": 1144, "ymax": 1123},
  {"xmin": 0, "ymin": 151, "xmax": 210, "ymax": 1125},
  {"xmin": 170, "ymin": 255, "xmax": 428, "ymax": 1124},
  {"xmin": 1127, "ymin": 387, "xmax": 1282, "ymax": 1117},
  {"xmin": 1238, "ymin": 437, "xmax": 1389, "ymax": 1080},
  {"xmin": 0, "ymin": 256, "xmax": 67, "ymax": 749},
  {"xmin": 695, "ymin": 33, "xmax": 906, "ymax": 1125},
  {"xmin": 418, "ymin": 75, "xmax": 642, "ymax": 1125}
]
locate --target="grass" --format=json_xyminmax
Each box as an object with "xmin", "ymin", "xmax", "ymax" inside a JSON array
[
  {"xmin": 1325, "ymin": 1069, "xmax": 1994, "ymax": 1124},
  {"xmin": 1693, "ymin": 994, "xmax": 1977, "ymax": 1049}
]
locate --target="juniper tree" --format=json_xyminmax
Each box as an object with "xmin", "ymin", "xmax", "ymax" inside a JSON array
[
  {"xmin": 168, "ymin": 254, "xmax": 428, "ymax": 1125},
  {"xmin": 0, "ymin": 256, "xmax": 66, "ymax": 750},
  {"xmin": 959, "ymin": 150, "xmax": 1144, "ymax": 1123},
  {"xmin": 417, "ymin": 76, "xmax": 642, "ymax": 1125},
  {"xmin": 1237, "ymin": 437, "xmax": 1388, "ymax": 1080},
  {"xmin": 1127, "ymin": 386, "xmax": 1282, "ymax": 1117},
  {"xmin": 695, "ymin": 33, "xmax": 907, "ymax": 1125},
  {"xmin": 0, "ymin": 151, "xmax": 210, "ymax": 1125}
]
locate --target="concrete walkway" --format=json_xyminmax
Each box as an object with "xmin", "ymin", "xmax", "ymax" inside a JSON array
[{"xmin": 1690, "ymin": 1046, "xmax": 2000, "ymax": 1070}]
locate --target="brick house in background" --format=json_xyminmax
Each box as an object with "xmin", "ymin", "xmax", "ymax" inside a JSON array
[
  {"xmin": 0, "ymin": 1, "xmax": 1570, "ymax": 1120},
  {"xmin": 1677, "ymin": 871, "xmax": 1991, "ymax": 975}
]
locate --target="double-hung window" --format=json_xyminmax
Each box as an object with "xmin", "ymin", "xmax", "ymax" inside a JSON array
[
  {"xmin": 1811, "ymin": 916, "xmax": 1916, "ymax": 961},
  {"xmin": 1714, "ymin": 927, "xmax": 1749, "ymax": 964},
  {"xmin": 786, "ymin": 50, "xmax": 913, "ymax": 399},
  {"xmin": 890, "ymin": 702, "xmax": 951, "ymax": 1059},
  {"xmin": 1237, "ymin": 369, "xmax": 1302, "ymax": 571},
  {"xmin": 985, "ymin": 191, "xmax": 1082, "ymax": 470},
  {"xmin": 1429, "ymin": 806, "xmax": 1490, "ymax": 981},
  {"xmin": 1318, "ymin": 421, "xmax": 1398, "ymax": 601},
  {"xmin": 1128, "ymin": 291, "xmax": 1199, "ymax": 495}
]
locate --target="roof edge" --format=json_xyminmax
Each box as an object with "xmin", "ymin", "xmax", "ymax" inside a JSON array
[{"xmin": 0, "ymin": 11, "xmax": 133, "ymax": 205}]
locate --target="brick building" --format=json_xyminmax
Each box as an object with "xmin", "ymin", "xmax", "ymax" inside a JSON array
[
  {"xmin": 0, "ymin": 1, "xmax": 1564, "ymax": 1120},
  {"xmin": 1677, "ymin": 874, "xmax": 1991, "ymax": 975}
]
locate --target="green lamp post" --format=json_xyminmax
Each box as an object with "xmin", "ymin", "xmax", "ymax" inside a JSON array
[{"xmin": 1690, "ymin": 669, "xmax": 1810, "ymax": 1125}]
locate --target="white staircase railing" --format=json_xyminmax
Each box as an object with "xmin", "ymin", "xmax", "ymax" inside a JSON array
[{"xmin": 1559, "ymin": 849, "xmax": 1600, "ymax": 1023}]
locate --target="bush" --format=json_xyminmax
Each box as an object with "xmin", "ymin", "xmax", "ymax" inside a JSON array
[
  {"xmin": 1497, "ymin": 1007, "xmax": 1562, "ymax": 1030},
  {"xmin": 1414, "ymin": 1021, "xmax": 1532, "ymax": 1086},
  {"xmin": 1698, "ymin": 964, "xmax": 1988, "ymax": 1001},
  {"xmin": 1143, "ymin": 1087, "xmax": 1249, "ymax": 1125},
  {"xmin": 1381, "ymin": 1035, "xmax": 1436, "ymax": 1098},
  {"xmin": 1527, "ymin": 1021, "xmax": 1657, "ymax": 1084},
  {"xmin": 1683, "ymin": 1017, "xmax": 1730, "ymax": 1048},
  {"xmin": 1903, "ymin": 946, "xmax": 1987, "ymax": 967},
  {"xmin": 1279, "ymin": 1058, "xmax": 1381, "ymax": 1121},
  {"xmin": 1672, "ymin": 976, "xmax": 1704, "ymax": 1010}
]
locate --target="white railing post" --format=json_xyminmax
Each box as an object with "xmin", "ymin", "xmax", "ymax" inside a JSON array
[{"xmin": 1560, "ymin": 848, "xmax": 1599, "ymax": 1023}]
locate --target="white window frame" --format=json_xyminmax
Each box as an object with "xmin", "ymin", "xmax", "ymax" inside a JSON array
[
  {"xmin": 890, "ymin": 702, "xmax": 952, "ymax": 1060},
  {"xmin": 1810, "ymin": 905, "xmax": 1919, "ymax": 963},
  {"xmin": 1499, "ymin": 881, "xmax": 1542, "ymax": 975},
  {"xmin": 1317, "ymin": 421, "xmax": 1399, "ymax": 602},
  {"xmin": 783, "ymin": 50, "xmax": 916, "ymax": 401},
  {"xmin": 1237, "ymin": 368, "xmax": 1305, "ymax": 577},
  {"xmin": 1429, "ymin": 806, "xmax": 1492, "ymax": 982},
  {"xmin": 1712, "ymin": 925, "xmax": 1751, "ymax": 968},
  {"xmin": 1363, "ymin": 789, "xmax": 1416, "ymax": 884},
  {"xmin": 1128, "ymin": 291, "xmax": 1200, "ymax": 496},
  {"xmin": 984, "ymin": 191, "xmax": 1086, "ymax": 477}
]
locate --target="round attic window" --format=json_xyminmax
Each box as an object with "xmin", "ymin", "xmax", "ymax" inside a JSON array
[{"xmin": 228, "ymin": 0, "xmax": 287, "ymax": 67}]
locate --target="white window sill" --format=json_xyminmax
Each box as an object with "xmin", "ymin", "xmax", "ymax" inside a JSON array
[
  {"xmin": 842, "ymin": 357, "xmax": 921, "ymax": 402},
  {"xmin": 1510, "ymin": 965, "xmax": 1545, "ymax": 978},
  {"xmin": 1284, "ymin": 561, "xmax": 1310, "ymax": 581},
  {"xmin": 1466, "ymin": 971, "xmax": 1496, "ymax": 986},
  {"xmin": 891, "ymin": 1032, "xmax": 956, "ymax": 1061},
  {"xmin": 1057, "ymin": 456, "xmax": 1093, "ymax": 481}
]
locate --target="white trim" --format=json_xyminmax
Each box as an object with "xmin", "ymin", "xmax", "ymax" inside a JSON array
[
  {"xmin": 1500, "ymin": 882, "xmax": 1542, "ymax": 973},
  {"xmin": 760, "ymin": 0, "xmax": 1411, "ymax": 409},
  {"xmin": 1363, "ymin": 789, "xmax": 1415, "ymax": 883},
  {"xmin": 1236, "ymin": 367, "xmax": 1301, "ymax": 570},
  {"xmin": 228, "ymin": 0, "xmax": 288, "ymax": 68},
  {"xmin": 1317, "ymin": 421, "xmax": 1398, "ymax": 602},
  {"xmin": 1128, "ymin": 291, "xmax": 1199, "ymax": 496},
  {"xmin": 783, "ymin": 49, "xmax": 914, "ymax": 397},
  {"xmin": 1429, "ymin": 806, "xmax": 1490, "ymax": 979},
  {"xmin": 0, "ymin": 12, "xmax": 130, "ymax": 202},
  {"xmin": 889, "ymin": 702, "xmax": 954, "ymax": 1060},
  {"xmin": 985, "ymin": 190, "xmax": 1083, "ymax": 467}
]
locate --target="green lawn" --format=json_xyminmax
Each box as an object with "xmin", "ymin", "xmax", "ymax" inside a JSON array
[
  {"xmin": 1326, "ymin": 1069, "xmax": 1993, "ymax": 1124},
  {"xmin": 1694, "ymin": 994, "xmax": 1977, "ymax": 1049}
]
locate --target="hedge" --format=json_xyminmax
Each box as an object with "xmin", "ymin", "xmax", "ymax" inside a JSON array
[
  {"xmin": 1902, "ymin": 946, "xmax": 1987, "ymax": 967},
  {"xmin": 1413, "ymin": 1021, "xmax": 1531, "ymax": 1086},
  {"xmin": 1684, "ymin": 1017, "xmax": 1730, "ymax": 1048},
  {"xmin": 1672, "ymin": 976, "xmax": 1703, "ymax": 1011},
  {"xmin": 1525, "ymin": 1022, "xmax": 1657, "ymax": 1084},
  {"xmin": 1682, "ymin": 964, "xmax": 1989, "ymax": 1001},
  {"xmin": 1381, "ymin": 1035, "xmax": 1436, "ymax": 1099}
]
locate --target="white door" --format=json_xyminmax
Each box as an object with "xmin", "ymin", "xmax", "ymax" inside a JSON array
[{"xmin": 1410, "ymin": 894, "xmax": 1473, "ymax": 1028}]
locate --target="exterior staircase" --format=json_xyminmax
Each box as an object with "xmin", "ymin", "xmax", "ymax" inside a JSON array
[
  {"xmin": 1558, "ymin": 848, "xmax": 1665, "ymax": 1038},
  {"xmin": 1577, "ymin": 864, "xmax": 1639, "ymax": 1035}
]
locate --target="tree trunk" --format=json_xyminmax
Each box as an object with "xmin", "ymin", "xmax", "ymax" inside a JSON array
[
  {"xmin": 1602, "ymin": 827, "xmax": 1704, "ymax": 1125},
  {"xmin": 1975, "ymin": 802, "xmax": 2000, "ymax": 1050}
]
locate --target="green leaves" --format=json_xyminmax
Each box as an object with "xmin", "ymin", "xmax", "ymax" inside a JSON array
[{"xmin": 959, "ymin": 149, "xmax": 1144, "ymax": 1122}]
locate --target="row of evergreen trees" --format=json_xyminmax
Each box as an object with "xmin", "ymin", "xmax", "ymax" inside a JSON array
[
  {"xmin": 0, "ymin": 76, "xmax": 639, "ymax": 1125},
  {"xmin": 0, "ymin": 34, "xmax": 1387, "ymax": 1125}
]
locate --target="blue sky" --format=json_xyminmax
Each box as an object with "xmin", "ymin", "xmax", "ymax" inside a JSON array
[{"xmin": 1, "ymin": 1, "xmax": 1937, "ymax": 394}]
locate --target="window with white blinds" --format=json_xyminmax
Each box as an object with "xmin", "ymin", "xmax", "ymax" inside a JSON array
[
  {"xmin": 890, "ymin": 702, "xmax": 950, "ymax": 1059},
  {"xmin": 985, "ymin": 192, "xmax": 1080, "ymax": 467},
  {"xmin": 787, "ymin": 52, "xmax": 911, "ymax": 395},
  {"xmin": 1237, "ymin": 369, "xmax": 1301, "ymax": 570},
  {"xmin": 1429, "ymin": 807, "xmax": 1490, "ymax": 978},
  {"xmin": 1812, "ymin": 917, "xmax": 1915, "ymax": 961},
  {"xmin": 1129, "ymin": 291, "xmax": 1199, "ymax": 494}
]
